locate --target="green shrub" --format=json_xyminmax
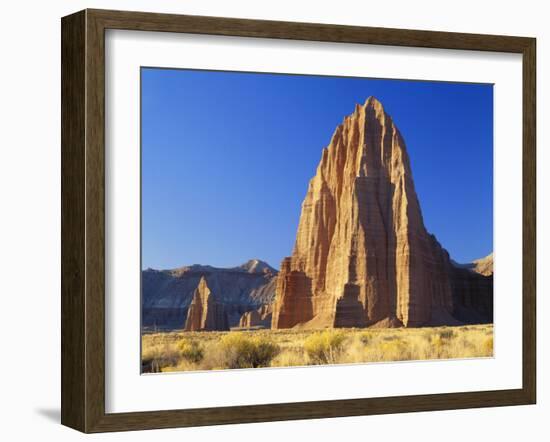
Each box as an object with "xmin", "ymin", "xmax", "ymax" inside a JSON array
[
  {"xmin": 177, "ymin": 339, "xmax": 204, "ymax": 363},
  {"xmin": 218, "ymin": 333, "xmax": 279, "ymax": 369},
  {"xmin": 304, "ymin": 330, "xmax": 346, "ymax": 364}
]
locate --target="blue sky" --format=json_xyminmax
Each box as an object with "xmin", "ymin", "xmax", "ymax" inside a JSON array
[{"xmin": 141, "ymin": 68, "xmax": 493, "ymax": 270}]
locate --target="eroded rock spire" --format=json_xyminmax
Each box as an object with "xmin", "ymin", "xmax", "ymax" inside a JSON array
[
  {"xmin": 272, "ymin": 97, "xmax": 455, "ymax": 328},
  {"xmin": 184, "ymin": 277, "xmax": 229, "ymax": 331}
]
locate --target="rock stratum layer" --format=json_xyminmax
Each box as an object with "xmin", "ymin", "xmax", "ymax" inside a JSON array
[
  {"xmin": 142, "ymin": 260, "xmax": 277, "ymax": 330},
  {"xmin": 272, "ymin": 97, "xmax": 492, "ymax": 329}
]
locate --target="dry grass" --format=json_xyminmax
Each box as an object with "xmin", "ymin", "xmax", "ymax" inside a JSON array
[{"xmin": 141, "ymin": 324, "xmax": 493, "ymax": 373}]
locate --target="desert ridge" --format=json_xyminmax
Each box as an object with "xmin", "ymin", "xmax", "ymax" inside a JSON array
[{"xmin": 142, "ymin": 260, "xmax": 277, "ymax": 331}]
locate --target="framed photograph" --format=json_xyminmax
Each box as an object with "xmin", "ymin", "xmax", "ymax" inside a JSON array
[{"xmin": 61, "ymin": 9, "xmax": 536, "ymax": 433}]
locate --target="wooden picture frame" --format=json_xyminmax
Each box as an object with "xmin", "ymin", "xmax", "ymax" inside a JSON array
[{"xmin": 61, "ymin": 8, "xmax": 536, "ymax": 433}]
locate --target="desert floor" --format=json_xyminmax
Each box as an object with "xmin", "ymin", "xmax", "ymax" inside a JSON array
[{"xmin": 141, "ymin": 324, "xmax": 493, "ymax": 373}]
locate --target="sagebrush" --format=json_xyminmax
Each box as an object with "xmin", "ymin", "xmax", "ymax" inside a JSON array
[{"xmin": 142, "ymin": 324, "xmax": 493, "ymax": 373}]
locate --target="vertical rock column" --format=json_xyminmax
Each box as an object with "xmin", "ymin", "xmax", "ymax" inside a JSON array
[{"xmin": 184, "ymin": 277, "xmax": 229, "ymax": 331}]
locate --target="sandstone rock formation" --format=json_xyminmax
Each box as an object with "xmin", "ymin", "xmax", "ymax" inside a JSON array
[
  {"xmin": 238, "ymin": 304, "xmax": 273, "ymax": 328},
  {"xmin": 142, "ymin": 260, "xmax": 276, "ymax": 330},
  {"xmin": 184, "ymin": 277, "xmax": 229, "ymax": 331},
  {"xmin": 472, "ymin": 253, "xmax": 493, "ymax": 276},
  {"xmin": 239, "ymin": 309, "xmax": 262, "ymax": 328},
  {"xmin": 272, "ymin": 97, "xmax": 492, "ymax": 329}
]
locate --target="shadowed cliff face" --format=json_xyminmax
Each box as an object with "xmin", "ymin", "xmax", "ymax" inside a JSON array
[
  {"xmin": 272, "ymin": 97, "xmax": 492, "ymax": 329},
  {"xmin": 142, "ymin": 261, "xmax": 277, "ymax": 330}
]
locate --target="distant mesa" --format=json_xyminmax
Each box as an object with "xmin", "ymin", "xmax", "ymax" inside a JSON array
[
  {"xmin": 142, "ymin": 260, "xmax": 277, "ymax": 331},
  {"xmin": 271, "ymin": 96, "xmax": 492, "ymax": 329},
  {"xmin": 472, "ymin": 253, "xmax": 493, "ymax": 276},
  {"xmin": 452, "ymin": 253, "xmax": 493, "ymax": 276},
  {"xmin": 168, "ymin": 259, "xmax": 276, "ymax": 278}
]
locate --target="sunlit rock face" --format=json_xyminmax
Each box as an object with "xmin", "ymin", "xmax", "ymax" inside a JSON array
[
  {"xmin": 184, "ymin": 277, "xmax": 229, "ymax": 331},
  {"xmin": 272, "ymin": 97, "xmax": 491, "ymax": 329}
]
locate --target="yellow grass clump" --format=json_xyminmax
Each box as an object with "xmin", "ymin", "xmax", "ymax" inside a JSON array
[
  {"xmin": 304, "ymin": 330, "xmax": 346, "ymax": 364},
  {"xmin": 211, "ymin": 333, "xmax": 280, "ymax": 369},
  {"xmin": 141, "ymin": 324, "xmax": 493, "ymax": 373}
]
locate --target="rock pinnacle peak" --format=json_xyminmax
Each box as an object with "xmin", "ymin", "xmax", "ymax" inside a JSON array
[{"xmin": 364, "ymin": 95, "xmax": 383, "ymax": 108}]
